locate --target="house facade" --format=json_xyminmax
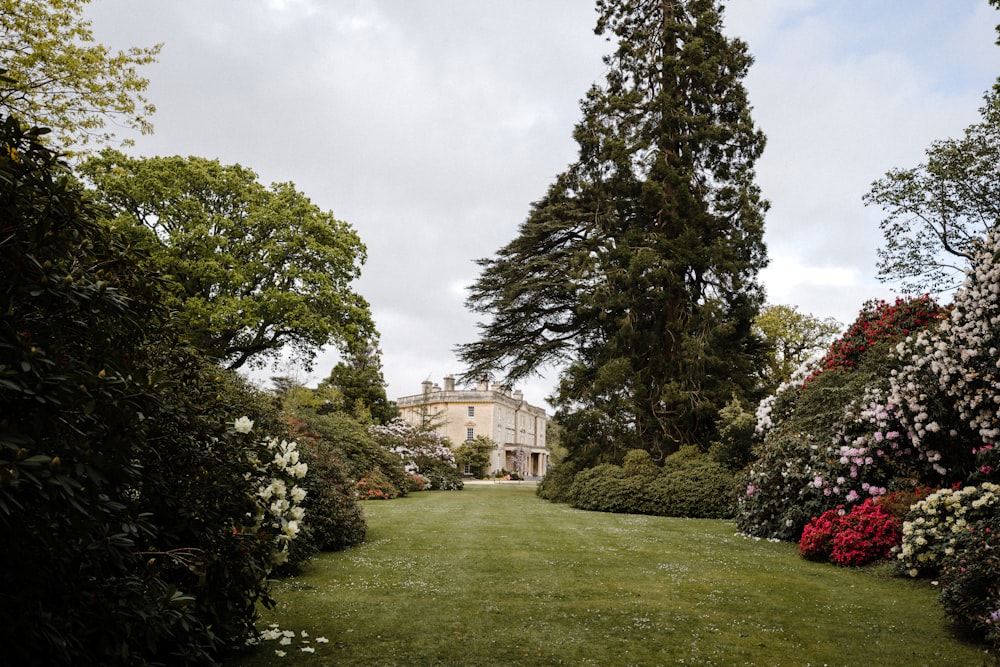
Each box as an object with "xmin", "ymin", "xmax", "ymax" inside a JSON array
[{"xmin": 395, "ymin": 376, "xmax": 550, "ymax": 478}]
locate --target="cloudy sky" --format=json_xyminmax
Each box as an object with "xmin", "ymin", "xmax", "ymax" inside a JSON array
[{"xmin": 83, "ymin": 0, "xmax": 1000, "ymax": 409}]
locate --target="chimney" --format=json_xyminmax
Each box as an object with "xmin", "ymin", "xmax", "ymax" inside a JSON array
[
  {"xmin": 477, "ymin": 378, "xmax": 488, "ymax": 391},
  {"xmin": 443, "ymin": 375, "xmax": 455, "ymax": 391},
  {"xmin": 421, "ymin": 380, "xmax": 432, "ymax": 394}
]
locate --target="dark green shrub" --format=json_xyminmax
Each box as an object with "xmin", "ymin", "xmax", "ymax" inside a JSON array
[
  {"xmin": 419, "ymin": 457, "xmax": 465, "ymax": 490},
  {"xmin": 649, "ymin": 447, "xmax": 736, "ymax": 519},
  {"xmin": 623, "ymin": 448, "xmax": 659, "ymax": 478},
  {"xmin": 938, "ymin": 512, "xmax": 1000, "ymax": 651},
  {"xmin": 569, "ymin": 464, "xmax": 630, "ymax": 513},
  {"xmin": 537, "ymin": 460, "xmax": 580, "ymax": 503},
  {"xmin": 284, "ymin": 416, "xmax": 366, "ymax": 554},
  {"xmin": 0, "ymin": 115, "xmax": 316, "ymax": 665},
  {"xmin": 709, "ymin": 396, "xmax": 757, "ymax": 471}
]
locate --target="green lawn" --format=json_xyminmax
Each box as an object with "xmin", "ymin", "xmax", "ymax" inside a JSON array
[{"xmin": 228, "ymin": 484, "xmax": 994, "ymax": 667}]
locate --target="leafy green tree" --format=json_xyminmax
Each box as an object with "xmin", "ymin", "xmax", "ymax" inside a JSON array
[
  {"xmin": 455, "ymin": 435, "xmax": 496, "ymax": 478},
  {"xmin": 460, "ymin": 0, "xmax": 768, "ymax": 463},
  {"xmin": 321, "ymin": 339, "xmax": 397, "ymax": 424},
  {"xmin": 80, "ymin": 151, "xmax": 375, "ymax": 371},
  {"xmin": 865, "ymin": 88, "xmax": 1000, "ymax": 294},
  {"xmin": 754, "ymin": 304, "xmax": 842, "ymax": 391},
  {"xmin": 0, "ymin": 0, "xmax": 160, "ymax": 150}
]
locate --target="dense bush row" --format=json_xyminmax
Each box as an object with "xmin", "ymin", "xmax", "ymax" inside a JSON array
[{"xmin": 543, "ymin": 448, "xmax": 737, "ymax": 519}]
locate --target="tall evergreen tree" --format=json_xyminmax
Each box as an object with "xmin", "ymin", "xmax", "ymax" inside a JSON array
[
  {"xmin": 322, "ymin": 339, "xmax": 397, "ymax": 424},
  {"xmin": 459, "ymin": 0, "xmax": 768, "ymax": 463}
]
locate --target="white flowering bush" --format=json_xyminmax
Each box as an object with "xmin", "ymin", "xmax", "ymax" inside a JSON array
[
  {"xmin": 369, "ymin": 419, "xmax": 463, "ymax": 491},
  {"xmin": 888, "ymin": 231, "xmax": 1000, "ymax": 483},
  {"xmin": 897, "ymin": 482, "xmax": 1000, "ymax": 577},
  {"xmin": 754, "ymin": 351, "xmax": 825, "ymax": 436},
  {"xmin": 234, "ymin": 418, "xmax": 308, "ymax": 569}
]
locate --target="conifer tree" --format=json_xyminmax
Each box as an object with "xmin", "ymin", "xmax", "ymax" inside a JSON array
[{"xmin": 460, "ymin": 0, "xmax": 768, "ymax": 463}]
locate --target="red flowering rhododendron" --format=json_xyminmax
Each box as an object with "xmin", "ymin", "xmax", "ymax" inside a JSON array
[
  {"xmin": 805, "ymin": 296, "xmax": 945, "ymax": 384},
  {"xmin": 799, "ymin": 499, "xmax": 901, "ymax": 566},
  {"xmin": 799, "ymin": 508, "xmax": 841, "ymax": 561}
]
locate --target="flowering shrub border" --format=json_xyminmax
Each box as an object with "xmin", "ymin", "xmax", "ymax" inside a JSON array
[{"xmin": 897, "ymin": 482, "xmax": 1000, "ymax": 577}]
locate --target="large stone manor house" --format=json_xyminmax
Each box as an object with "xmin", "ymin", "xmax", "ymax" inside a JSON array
[{"xmin": 395, "ymin": 376, "xmax": 550, "ymax": 479}]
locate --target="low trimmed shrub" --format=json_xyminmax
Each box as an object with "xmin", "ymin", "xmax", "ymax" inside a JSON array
[
  {"xmin": 568, "ymin": 464, "xmax": 630, "ymax": 513},
  {"xmin": 537, "ymin": 460, "xmax": 580, "ymax": 503},
  {"xmin": 650, "ymin": 447, "xmax": 736, "ymax": 519}
]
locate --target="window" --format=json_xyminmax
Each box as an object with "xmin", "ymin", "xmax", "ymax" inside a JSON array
[
  {"xmin": 466, "ymin": 427, "xmax": 474, "ymax": 441},
  {"xmin": 467, "ymin": 406, "xmax": 475, "ymax": 417}
]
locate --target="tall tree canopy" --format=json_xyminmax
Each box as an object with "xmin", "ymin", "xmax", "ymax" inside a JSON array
[
  {"xmin": 321, "ymin": 339, "xmax": 397, "ymax": 424},
  {"xmin": 865, "ymin": 87, "xmax": 1000, "ymax": 295},
  {"xmin": 0, "ymin": 0, "xmax": 160, "ymax": 150},
  {"xmin": 81, "ymin": 151, "xmax": 375, "ymax": 371},
  {"xmin": 754, "ymin": 304, "xmax": 842, "ymax": 392},
  {"xmin": 460, "ymin": 0, "xmax": 769, "ymax": 463}
]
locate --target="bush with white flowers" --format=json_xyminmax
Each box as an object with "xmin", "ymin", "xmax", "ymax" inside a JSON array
[
  {"xmin": 897, "ymin": 482, "xmax": 1000, "ymax": 577},
  {"xmin": 233, "ymin": 418, "xmax": 308, "ymax": 568},
  {"xmin": 887, "ymin": 232, "xmax": 1000, "ymax": 483}
]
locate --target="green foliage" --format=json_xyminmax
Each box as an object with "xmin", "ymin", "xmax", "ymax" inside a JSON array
[
  {"xmin": 0, "ymin": 0, "xmax": 160, "ymax": 150},
  {"xmin": 283, "ymin": 416, "xmax": 366, "ymax": 555},
  {"xmin": 80, "ymin": 151, "xmax": 375, "ymax": 372},
  {"xmin": 535, "ymin": 459, "xmax": 580, "ymax": 503},
  {"xmin": 753, "ymin": 304, "xmax": 842, "ymax": 392},
  {"xmin": 321, "ymin": 339, "xmax": 397, "ymax": 424},
  {"xmin": 622, "ymin": 448, "xmax": 659, "ymax": 478},
  {"xmin": 708, "ymin": 395, "xmax": 757, "ymax": 471},
  {"xmin": 567, "ymin": 463, "xmax": 635, "ymax": 513},
  {"xmin": 455, "ymin": 435, "xmax": 496, "ymax": 478},
  {"xmin": 0, "ymin": 113, "xmax": 168, "ymax": 665},
  {"xmin": 565, "ymin": 447, "xmax": 735, "ymax": 519},
  {"xmin": 938, "ymin": 512, "xmax": 1000, "ymax": 651},
  {"xmin": 460, "ymin": 0, "xmax": 768, "ymax": 462},
  {"xmin": 644, "ymin": 446, "xmax": 736, "ymax": 519},
  {"xmin": 865, "ymin": 87, "xmax": 1000, "ymax": 294},
  {"xmin": 0, "ymin": 114, "xmax": 310, "ymax": 664}
]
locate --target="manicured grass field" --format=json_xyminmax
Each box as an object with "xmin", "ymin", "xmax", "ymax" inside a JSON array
[{"xmin": 228, "ymin": 483, "xmax": 993, "ymax": 667}]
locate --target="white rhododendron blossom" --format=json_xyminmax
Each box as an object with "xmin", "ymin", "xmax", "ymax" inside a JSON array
[{"xmin": 233, "ymin": 415, "xmax": 254, "ymax": 434}]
